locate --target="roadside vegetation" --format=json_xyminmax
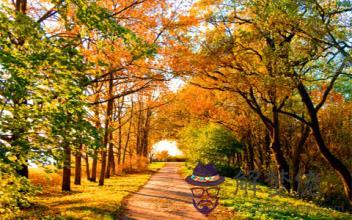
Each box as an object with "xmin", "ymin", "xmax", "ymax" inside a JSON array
[
  {"xmin": 181, "ymin": 164, "xmax": 352, "ymax": 220},
  {"xmin": 1, "ymin": 0, "xmax": 351, "ymax": 218},
  {"xmin": 19, "ymin": 162, "xmax": 165, "ymax": 219}
]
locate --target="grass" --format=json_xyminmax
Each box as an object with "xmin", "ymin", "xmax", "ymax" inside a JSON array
[
  {"xmin": 19, "ymin": 162, "xmax": 166, "ymax": 219},
  {"xmin": 147, "ymin": 162, "xmax": 166, "ymax": 172},
  {"xmin": 181, "ymin": 163, "xmax": 352, "ymax": 220}
]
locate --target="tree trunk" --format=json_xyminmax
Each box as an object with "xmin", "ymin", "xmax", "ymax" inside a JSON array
[
  {"xmin": 297, "ymin": 81, "xmax": 352, "ymax": 205},
  {"xmin": 74, "ymin": 143, "xmax": 82, "ymax": 185},
  {"xmin": 242, "ymin": 141, "xmax": 248, "ymax": 174},
  {"xmin": 136, "ymin": 101, "xmax": 143, "ymax": 156},
  {"xmin": 129, "ymin": 144, "xmax": 133, "ymax": 170},
  {"xmin": 142, "ymin": 108, "xmax": 152, "ymax": 157},
  {"xmin": 247, "ymin": 133, "xmax": 255, "ymax": 172},
  {"xmin": 91, "ymin": 92, "xmax": 100, "ymax": 182},
  {"xmin": 292, "ymin": 125, "xmax": 309, "ymax": 192},
  {"xmin": 116, "ymin": 97, "xmax": 124, "ymax": 169},
  {"xmin": 122, "ymin": 102, "xmax": 134, "ymax": 166},
  {"xmin": 117, "ymin": 110, "xmax": 123, "ymax": 166},
  {"xmin": 62, "ymin": 141, "xmax": 71, "ymax": 191},
  {"xmin": 265, "ymin": 131, "xmax": 271, "ymax": 170},
  {"xmin": 105, "ymin": 133, "xmax": 114, "ymax": 178},
  {"xmin": 90, "ymin": 149, "xmax": 98, "ymax": 182},
  {"xmin": 110, "ymin": 133, "xmax": 116, "ymax": 175},
  {"xmin": 270, "ymin": 109, "xmax": 290, "ymax": 191},
  {"xmin": 99, "ymin": 149, "xmax": 107, "ymax": 186},
  {"xmin": 85, "ymin": 151, "xmax": 90, "ymax": 181},
  {"xmin": 99, "ymin": 73, "xmax": 114, "ymax": 186},
  {"xmin": 237, "ymin": 153, "xmax": 242, "ymax": 165},
  {"xmin": 16, "ymin": 160, "xmax": 28, "ymax": 178},
  {"xmin": 15, "ymin": 0, "xmax": 27, "ymax": 14},
  {"xmin": 105, "ymin": 95, "xmax": 115, "ymax": 179}
]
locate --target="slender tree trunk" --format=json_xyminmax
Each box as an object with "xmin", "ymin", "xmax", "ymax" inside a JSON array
[
  {"xmin": 129, "ymin": 145, "xmax": 133, "ymax": 170},
  {"xmin": 105, "ymin": 132, "xmax": 114, "ymax": 178},
  {"xmin": 110, "ymin": 133, "xmax": 116, "ymax": 175},
  {"xmin": 99, "ymin": 149, "xmax": 107, "ymax": 185},
  {"xmin": 105, "ymin": 103, "xmax": 115, "ymax": 178},
  {"xmin": 15, "ymin": 0, "xmax": 27, "ymax": 14},
  {"xmin": 247, "ymin": 132, "xmax": 255, "ymax": 172},
  {"xmin": 74, "ymin": 143, "xmax": 82, "ymax": 185},
  {"xmin": 85, "ymin": 151, "xmax": 90, "ymax": 181},
  {"xmin": 265, "ymin": 132, "xmax": 271, "ymax": 170},
  {"xmin": 237, "ymin": 153, "xmax": 242, "ymax": 165},
  {"xmin": 270, "ymin": 109, "xmax": 290, "ymax": 191},
  {"xmin": 292, "ymin": 125, "xmax": 310, "ymax": 192},
  {"xmin": 142, "ymin": 108, "xmax": 152, "ymax": 157},
  {"xmin": 242, "ymin": 141, "xmax": 249, "ymax": 174},
  {"xmin": 116, "ymin": 97, "xmax": 124, "ymax": 168},
  {"xmin": 62, "ymin": 141, "xmax": 71, "ymax": 191},
  {"xmin": 91, "ymin": 92, "xmax": 101, "ymax": 182},
  {"xmin": 17, "ymin": 160, "xmax": 28, "ymax": 178},
  {"xmin": 122, "ymin": 102, "xmax": 134, "ymax": 166},
  {"xmin": 239, "ymin": 90, "xmax": 289, "ymax": 190},
  {"xmin": 257, "ymin": 142, "xmax": 264, "ymax": 171},
  {"xmin": 297, "ymin": 81, "xmax": 352, "ymax": 204},
  {"xmin": 90, "ymin": 149, "xmax": 98, "ymax": 182},
  {"xmin": 136, "ymin": 101, "xmax": 143, "ymax": 156},
  {"xmin": 117, "ymin": 109, "xmax": 123, "ymax": 165},
  {"xmin": 99, "ymin": 73, "xmax": 114, "ymax": 186}
]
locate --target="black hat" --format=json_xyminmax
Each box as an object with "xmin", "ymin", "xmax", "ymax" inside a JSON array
[{"xmin": 185, "ymin": 162, "xmax": 225, "ymax": 186}]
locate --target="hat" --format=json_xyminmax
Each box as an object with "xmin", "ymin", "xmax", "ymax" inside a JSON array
[{"xmin": 185, "ymin": 162, "xmax": 225, "ymax": 186}]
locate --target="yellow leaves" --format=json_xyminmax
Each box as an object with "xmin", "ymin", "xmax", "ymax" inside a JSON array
[{"xmin": 22, "ymin": 171, "xmax": 151, "ymax": 219}]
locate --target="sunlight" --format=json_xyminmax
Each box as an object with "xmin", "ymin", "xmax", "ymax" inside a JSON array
[{"xmin": 152, "ymin": 140, "xmax": 183, "ymax": 156}]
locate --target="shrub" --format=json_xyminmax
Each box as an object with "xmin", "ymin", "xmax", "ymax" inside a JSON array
[
  {"xmin": 167, "ymin": 155, "xmax": 187, "ymax": 162},
  {"xmin": 0, "ymin": 164, "xmax": 37, "ymax": 219},
  {"xmin": 178, "ymin": 122, "xmax": 242, "ymax": 177}
]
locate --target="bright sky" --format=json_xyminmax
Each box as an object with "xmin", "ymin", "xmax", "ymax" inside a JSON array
[
  {"xmin": 152, "ymin": 140, "xmax": 183, "ymax": 156},
  {"xmin": 168, "ymin": 78, "xmax": 185, "ymax": 92}
]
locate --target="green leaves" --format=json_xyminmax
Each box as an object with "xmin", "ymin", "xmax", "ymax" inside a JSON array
[
  {"xmin": 0, "ymin": 3, "xmax": 98, "ymax": 209},
  {"xmin": 76, "ymin": 3, "xmax": 128, "ymax": 37},
  {"xmin": 179, "ymin": 122, "xmax": 242, "ymax": 165}
]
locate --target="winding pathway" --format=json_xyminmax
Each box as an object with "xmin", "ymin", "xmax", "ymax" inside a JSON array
[{"xmin": 121, "ymin": 162, "xmax": 232, "ymax": 220}]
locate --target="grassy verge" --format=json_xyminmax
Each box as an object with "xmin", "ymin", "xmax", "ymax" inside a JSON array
[
  {"xmin": 181, "ymin": 163, "xmax": 352, "ymax": 220},
  {"xmin": 147, "ymin": 162, "xmax": 166, "ymax": 172},
  {"xmin": 19, "ymin": 162, "xmax": 166, "ymax": 219}
]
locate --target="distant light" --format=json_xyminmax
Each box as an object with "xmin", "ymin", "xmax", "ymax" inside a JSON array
[
  {"xmin": 168, "ymin": 78, "xmax": 185, "ymax": 92},
  {"xmin": 152, "ymin": 140, "xmax": 183, "ymax": 156}
]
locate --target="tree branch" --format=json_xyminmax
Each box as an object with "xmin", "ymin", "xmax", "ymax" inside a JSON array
[
  {"xmin": 315, "ymin": 58, "xmax": 348, "ymax": 112},
  {"xmin": 277, "ymin": 109, "xmax": 310, "ymax": 126},
  {"xmin": 90, "ymin": 80, "xmax": 153, "ymax": 105}
]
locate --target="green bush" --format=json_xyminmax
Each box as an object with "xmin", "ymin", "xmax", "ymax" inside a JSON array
[
  {"xmin": 216, "ymin": 164, "xmax": 241, "ymax": 178},
  {"xmin": 178, "ymin": 122, "xmax": 242, "ymax": 177},
  {"xmin": 167, "ymin": 155, "xmax": 187, "ymax": 162},
  {"xmin": 0, "ymin": 164, "xmax": 37, "ymax": 219}
]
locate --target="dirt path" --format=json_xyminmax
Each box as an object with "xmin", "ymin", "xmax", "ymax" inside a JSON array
[{"xmin": 121, "ymin": 162, "xmax": 232, "ymax": 220}]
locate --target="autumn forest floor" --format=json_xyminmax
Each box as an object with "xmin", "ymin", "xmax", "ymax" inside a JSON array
[
  {"xmin": 20, "ymin": 162, "xmax": 165, "ymax": 219},
  {"xmin": 19, "ymin": 162, "xmax": 352, "ymax": 220}
]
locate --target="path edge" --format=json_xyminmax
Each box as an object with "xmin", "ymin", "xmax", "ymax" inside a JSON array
[{"xmin": 116, "ymin": 163, "xmax": 167, "ymax": 219}]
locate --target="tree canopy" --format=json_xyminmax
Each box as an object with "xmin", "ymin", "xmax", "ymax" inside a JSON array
[{"xmin": 1, "ymin": 0, "xmax": 351, "ymax": 218}]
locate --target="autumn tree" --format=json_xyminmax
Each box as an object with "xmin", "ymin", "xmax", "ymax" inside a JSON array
[{"xmin": 176, "ymin": 0, "xmax": 351, "ymax": 203}]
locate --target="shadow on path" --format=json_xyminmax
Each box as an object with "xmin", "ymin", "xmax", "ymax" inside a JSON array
[{"xmin": 121, "ymin": 162, "xmax": 210, "ymax": 220}]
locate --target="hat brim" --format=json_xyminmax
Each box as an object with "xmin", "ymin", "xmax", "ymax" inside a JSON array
[{"xmin": 185, "ymin": 175, "xmax": 225, "ymax": 186}]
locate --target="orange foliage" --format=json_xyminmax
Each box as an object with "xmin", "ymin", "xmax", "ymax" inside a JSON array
[
  {"xmin": 155, "ymin": 150, "xmax": 169, "ymax": 161},
  {"xmin": 29, "ymin": 168, "xmax": 62, "ymax": 192}
]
